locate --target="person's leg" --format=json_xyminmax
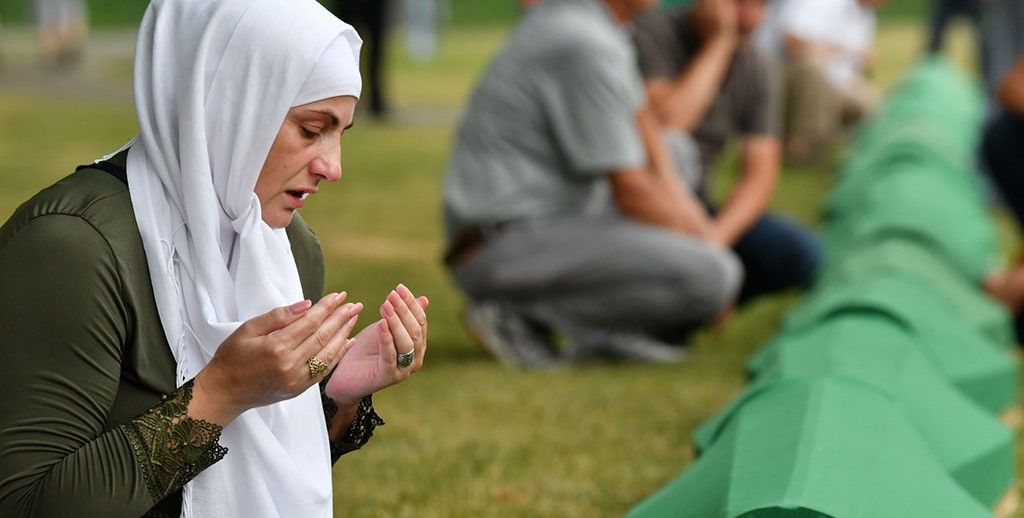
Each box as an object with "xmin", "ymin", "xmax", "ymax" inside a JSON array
[
  {"xmin": 365, "ymin": 0, "xmax": 390, "ymax": 117},
  {"xmin": 982, "ymin": 111, "xmax": 1024, "ymax": 346},
  {"xmin": 982, "ymin": 111, "xmax": 1024, "ymax": 226},
  {"xmin": 731, "ymin": 212, "xmax": 822, "ymax": 304},
  {"xmin": 927, "ymin": 0, "xmax": 958, "ymax": 54},
  {"xmin": 34, "ymin": 0, "xmax": 60, "ymax": 64},
  {"xmin": 783, "ymin": 55, "xmax": 842, "ymax": 165},
  {"xmin": 838, "ymin": 77, "xmax": 877, "ymax": 128},
  {"xmin": 450, "ymin": 217, "xmax": 742, "ymax": 365},
  {"xmin": 329, "ymin": 0, "xmax": 390, "ymax": 118}
]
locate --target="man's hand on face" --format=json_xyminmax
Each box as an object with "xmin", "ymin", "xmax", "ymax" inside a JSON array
[{"xmin": 690, "ymin": 0, "xmax": 739, "ymax": 45}]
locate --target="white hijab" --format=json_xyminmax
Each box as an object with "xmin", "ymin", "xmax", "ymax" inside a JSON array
[{"xmin": 120, "ymin": 1, "xmax": 361, "ymax": 516}]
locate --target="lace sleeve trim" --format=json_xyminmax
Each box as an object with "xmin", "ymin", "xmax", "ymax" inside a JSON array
[
  {"xmin": 323, "ymin": 393, "xmax": 385, "ymax": 462},
  {"xmin": 123, "ymin": 379, "xmax": 229, "ymax": 502}
]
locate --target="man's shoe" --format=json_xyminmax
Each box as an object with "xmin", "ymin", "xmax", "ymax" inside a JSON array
[
  {"xmin": 464, "ymin": 302, "xmax": 563, "ymax": 369},
  {"xmin": 567, "ymin": 329, "xmax": 689, "ymax": 364}
]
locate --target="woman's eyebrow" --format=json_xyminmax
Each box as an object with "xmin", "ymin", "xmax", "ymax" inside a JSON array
[{"xmin": 301, "ymin": 109, "xmax": 340, "ymax": 127}]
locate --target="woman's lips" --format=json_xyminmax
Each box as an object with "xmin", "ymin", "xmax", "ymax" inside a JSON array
[{"xmin": 285, "ymin": 190, "xmax": 308, "ymax": 209}]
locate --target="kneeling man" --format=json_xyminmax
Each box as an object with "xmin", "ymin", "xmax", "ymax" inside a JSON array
[{"xmin": 442, "ymin": 0, "xmax": 742, "ymax": 368}]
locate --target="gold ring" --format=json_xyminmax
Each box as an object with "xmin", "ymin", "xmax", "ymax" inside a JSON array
[{"xmin": 307, "ymin": 356, "xmax": 329, "ymax": 379}]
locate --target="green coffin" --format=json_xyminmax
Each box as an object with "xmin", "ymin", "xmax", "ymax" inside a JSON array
[
  {"xmin": 822, "ymin": 167, "xmax": 999, "ymax": 282},
  {"xmin": 748, "ymin": 275, "xmax": 1018, "ymax": 413},
  {"xmin": 853, "ymin": 58, "xmax": 984, "ymax": 154},
  {"xmin": 628, "ymin": 379, "xmax": 992, "ymax": 518},
  {"xmin": 816, "ymin": 239, "xmax": 1013, "ymax": 347},
  {"xmin": 696, "ymin": 312, "xmax": 1013, "ymax": 507},
  {"xmin": 833, "ymin": 144, "xmax": 982, "ymax": 206}
]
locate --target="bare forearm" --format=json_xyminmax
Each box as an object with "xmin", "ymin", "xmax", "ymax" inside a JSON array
[
  {"xmin": 632, "ymin": 110, "xmax": 712, "ymax": 234},
  {"xmin": 649, "ymin": 37, "xmax": 736, "ymax": 132},
  {"xmin": 712, "ymin": 139, "xmax": 780, "ymax": 246},
  {"xmin": 639, "ymin": 109, "xmax": 696, "ymax": 201},
  {"xmin": 615, "ymin": 178, "xmax": 709, "ymax": 235}
]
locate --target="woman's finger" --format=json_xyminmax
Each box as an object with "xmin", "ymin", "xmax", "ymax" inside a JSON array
[
  {"xmin": 317, "ymin": 303, "xmax": 364, "ymax": 371},
  {"xmin": 395, "ymin": 284, "xmax": 427, "ymax": 327},
  {"xmin": 276, "ymin": 292, "xmax": 347, "ymax": 347},
  {"xmin": 294, "ymin": 302, "xmax": 362, "ymax": 363},
  {"xmin": 411, "ymin": 320, "xmax": 428, "ymax": 371},
  {"xmin": 377, "ymin": 319, "xmax": 397, "ymax": 365},
  {"xmin": 235, "ymin": 299, "xmax": 311, "ymax": 338},
  {"xmin": 390, "ymin": 290, "xmax": 427, "ymax": 368},
  {"xmin": 387, "ymin": 290, "xmax": 423, "ymax": 347},
  {"xmin": 381, "ymin": 299, "xmax": 415, "ymax": 357}
]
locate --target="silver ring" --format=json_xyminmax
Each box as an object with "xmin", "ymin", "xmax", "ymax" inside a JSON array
[{"xmin": 397, "ymin": 349, "xmax": 416, "ymax": 368}]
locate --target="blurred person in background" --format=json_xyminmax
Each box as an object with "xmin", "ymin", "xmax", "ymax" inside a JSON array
[
  {"xmin": 328, "ymin": 0, "xmax": 393, "ymax": 118},
  {"xmin": 755, "ymin": 0, "xmax": 886, "ymax": 164},
  {"xmin": 927, "ymin": 0, "xmax": 981, "ymax": 55},
  {"xmin": 405, "ymin": 0, "xmax": 446, "ymax": 61},
  {"xmin": 980, "ymin": 0, "xmax": 1024, "ymax": 103},
  {"xmin": 634, "ymin": 0, "xmax": 821, "ymax": 304},
  {"xmin": 443, "ymin": 0, "xmax": 742, "ymax": 369},
  {"xmin": 978, "ymin": 0, "xmax": 1024, "ymax": 337},
  {"xmin": 33, "ymin": 0, "xmax": 88, "ymax": 67},
  {"xmin": 982, "ymin": 57, "xmax": 1024, "ymax": 342}
]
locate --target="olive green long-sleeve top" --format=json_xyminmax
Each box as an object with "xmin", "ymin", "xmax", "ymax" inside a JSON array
[{"xmin": 0, "ymin": 153, "xmax": 377, "ymax": 517}]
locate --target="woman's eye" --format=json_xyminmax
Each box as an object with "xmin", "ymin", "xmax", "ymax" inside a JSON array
[{"xmin": 301, "ymin": 127, "xmax": 321, "ymax": 139}]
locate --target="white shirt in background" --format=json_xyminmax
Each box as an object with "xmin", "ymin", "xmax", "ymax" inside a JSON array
[{"xmin": 755, "ymin": 0, "xmax": 877, "ymax": 90}]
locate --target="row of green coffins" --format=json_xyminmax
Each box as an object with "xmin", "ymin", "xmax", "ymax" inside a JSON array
[
  {"xmin": 824, "ymin": 59, "xmax": 998, "ymax": 282},
  {"xmin": 628, "ymin": 59, "xmax": 1018, "ymax": 517},
  {"xmin": 627, "ymin": 277, "xmax": 1018, "ymax": 517}
]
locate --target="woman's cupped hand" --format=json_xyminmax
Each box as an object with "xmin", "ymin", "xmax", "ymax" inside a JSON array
[
  {"xmin": 188, "ymin": 284, "xmax": 429, "ymax": 426},
  {"xmin": 324, "ymin": 284, "xmax": 429, "ymax": 408},
  {"xmin": 190, "ymin": 292, "xmax": 363, "ymax": 426}
]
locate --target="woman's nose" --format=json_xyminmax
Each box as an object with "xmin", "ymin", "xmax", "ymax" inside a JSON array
[{"xmin": 309, "ymin": 141, "xmax": 342, "ymax": 182}]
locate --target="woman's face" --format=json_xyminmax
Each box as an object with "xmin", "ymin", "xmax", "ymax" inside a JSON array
[{"xmin": 255, "ymin": 95, "xmax": 357, "ymax": 228}]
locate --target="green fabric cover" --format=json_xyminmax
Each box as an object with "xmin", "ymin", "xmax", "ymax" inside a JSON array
[
  {"xmin": 628, "ymin": 379, "xmax": 992, "ymax": 518},
  {"xmin": 748, "ymin": 275, "xmax": 1018, "ymax": 413},
  {"xmin": 822, "ymin": 167, "xmax": 999, "ymax": 282},
  {"xmin": 697, "ymin": 312, "xmax": 1014, "ymax": 507},
  {"xmin": 815, "ymin": 239, "xmax": 1013, "ymax": 347}
]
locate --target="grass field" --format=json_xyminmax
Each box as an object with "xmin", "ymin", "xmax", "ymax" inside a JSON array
[{"xmin": 0, "ymin": 17, "xmax": 1019, "ymax": 517}]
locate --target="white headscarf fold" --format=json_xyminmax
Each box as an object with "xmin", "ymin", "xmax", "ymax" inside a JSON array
[{"xmin": 121, "ymin": 1, "xmax": 361, "ymax": 516}]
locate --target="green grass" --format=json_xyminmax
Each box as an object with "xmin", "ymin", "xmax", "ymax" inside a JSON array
[{"xmin": 0, "ymin": 20, "xmax": 1019, "ymax": 517}]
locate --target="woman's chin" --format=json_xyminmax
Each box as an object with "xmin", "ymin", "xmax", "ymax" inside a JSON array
[{"xmin": 261, "ymin": 209, "xmax": 295, "ymax": 229}]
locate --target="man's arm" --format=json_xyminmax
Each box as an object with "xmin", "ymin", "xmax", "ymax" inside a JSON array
[
  {"xmin": 611, "ymin": 110, "xmax": 713, "ymax": 237},
  {"xmin": 646, "ymin": 0, "xmax": 738, "ymax": 132},
  {"xmin": 709, "ymin": 136, "xmax": 780, "ymax": 246},
  {"xmin": 999, "ymin": 57, "xmax": 1024, "ymax": 117}
]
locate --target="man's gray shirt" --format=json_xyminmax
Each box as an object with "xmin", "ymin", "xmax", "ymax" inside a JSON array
[
  {"xmin": 443, "ymin": 0, "xmax": 645, "ymax": 240},
  {"xmin": 633, "ymin": 6, "xmax": 781, "ymax": 194}
]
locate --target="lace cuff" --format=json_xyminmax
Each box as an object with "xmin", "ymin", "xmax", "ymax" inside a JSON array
[
  {"xmin": 123, "ymin": 379, "xmax": 229, "ymax": 502},
  {"xmin": 322, "ymin": 392, "xmax": 385, "ymax": 463}
]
